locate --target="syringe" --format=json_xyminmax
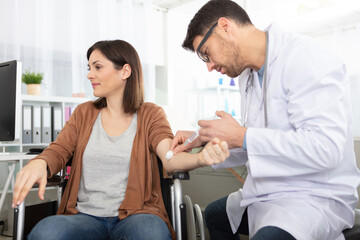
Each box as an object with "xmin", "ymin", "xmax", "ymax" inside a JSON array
[{"xmin": 183, "ymin": 131, "xmax": 199, "ymax": 146}]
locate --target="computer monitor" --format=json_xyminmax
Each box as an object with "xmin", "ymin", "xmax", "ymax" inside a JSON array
[{"xmin": 0, "ymin": 60, "xmax": 22, "ymax": 144}]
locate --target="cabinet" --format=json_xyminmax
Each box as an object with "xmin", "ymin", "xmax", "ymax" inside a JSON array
[{"xmin": 0, "ymin": 95, "xmax": 91, "ymax": 153}]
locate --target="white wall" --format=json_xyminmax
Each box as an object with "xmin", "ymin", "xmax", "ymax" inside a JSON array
[{"xmin": 0, "ymin": 0, "xmax": 167, "ymax": 103}]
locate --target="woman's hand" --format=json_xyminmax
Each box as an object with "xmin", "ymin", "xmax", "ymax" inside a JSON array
[
  {"xmin": 170, "ymin": 130, "xmax": 204, "ymax": 154},
  {"xmin": 198, "ymin": 138, "xmax": 230, "ymax": 166},
  {"xmin": 12, "ymin": 159, "xmax": 48, "ymax": 207}
]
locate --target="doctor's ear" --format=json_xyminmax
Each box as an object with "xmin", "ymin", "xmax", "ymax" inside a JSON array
[
  {"xmin": 218, "ymin": 17, "xmax": 231, "ymax": 34},
  {"xmin": 121, "ymin": 64, "xmax": 131, "ymax": 80}
]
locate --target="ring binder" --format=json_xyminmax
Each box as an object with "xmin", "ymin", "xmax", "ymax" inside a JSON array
[
  {"xmin": 41, "ymin": 106, "xmax": 51, "ymax": 143},
  {"xmin": 22, "ymin": 105, "xmax": 32, "ymax": 143},
  {"xmin": 32, "ymin": 105, "xmax": 41, "ymax": 144},
  {"xmin": 51, "ymin": 106, "xmax": 62, "ymax": 141}
]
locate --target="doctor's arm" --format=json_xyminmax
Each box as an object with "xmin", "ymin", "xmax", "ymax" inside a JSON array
[
  {"xmin": 170, "ymin": 111, "xmax": 247, "ymax": 154},
  {"xmin": 198, "ymin": 111, "xmax": 247, "ymax": 149}
]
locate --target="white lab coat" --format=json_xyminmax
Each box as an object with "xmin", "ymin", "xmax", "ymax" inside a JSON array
[{"xmin": 213, "ymin": 23, "xmax": 360, "ymax": 240}]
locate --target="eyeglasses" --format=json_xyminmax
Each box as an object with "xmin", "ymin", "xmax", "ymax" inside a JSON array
[{"xmin": 196, "ymin": 22, "xmax": 218, "ymax": 62}]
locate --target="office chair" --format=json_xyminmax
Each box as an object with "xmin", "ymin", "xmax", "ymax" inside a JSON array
[{"xmin": 13, "ymin": 157, "xmax": 205, "ymax": 240}]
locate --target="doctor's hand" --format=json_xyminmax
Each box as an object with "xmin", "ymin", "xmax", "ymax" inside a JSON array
[
  {"xmin": 12, "ymin": 159, "xmax": 48, "ymax": 208},
  {"xmin": 197, "ymin": 138, "xmax": 230, "ymax": 166},
  {"xmin": 170, "ymin": 130, "xmax": 205, "ymax": 154},
  {"xmin": 198, "ymin": 111, "xmax": 247, "ymax": 149}
]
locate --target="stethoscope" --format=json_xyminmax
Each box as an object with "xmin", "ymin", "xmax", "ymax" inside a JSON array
[{"xmin": 243, "ymin": 31, "xmax": 269, "ymax": 128}]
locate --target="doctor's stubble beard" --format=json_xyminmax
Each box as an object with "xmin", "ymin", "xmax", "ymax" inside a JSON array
[{"xmin": 220, "ymin": 39, "xmax": 245, "ymax": 78}]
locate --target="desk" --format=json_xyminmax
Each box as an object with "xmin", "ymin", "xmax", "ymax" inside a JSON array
[{"xmin": 0, "ymin": 153, "xmax": 35, "ymax": 215}]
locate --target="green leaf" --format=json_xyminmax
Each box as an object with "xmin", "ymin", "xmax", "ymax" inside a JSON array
[{"xmin": 22, "ymin": 70, "xmax": 44, "ymax": 84}]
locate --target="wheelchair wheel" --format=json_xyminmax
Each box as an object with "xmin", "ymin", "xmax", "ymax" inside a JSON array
[
  {"xmin": 183, "ymin": 195, "xmax": 197, "ymax": 240},
  {"xmin": 194, "ymin": 204, "xmax": 205, "ymax": 240}
]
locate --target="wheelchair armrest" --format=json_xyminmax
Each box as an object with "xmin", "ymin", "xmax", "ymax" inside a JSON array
[
  {"xmin": 172, "ymin": 171, "xmax": 190, "ymax": 180},
  {"xmin": 157, "ymin": 157, "xmax": 190, "ymax": 180},
  {"xmin": 31, "ymin": 174, "xmax": 65, "ymax": 188}
]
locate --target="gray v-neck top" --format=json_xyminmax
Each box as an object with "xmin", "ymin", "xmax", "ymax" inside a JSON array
[{"xmin": 76, "ymin": 112, "xmax": 137, "ymax": 217}]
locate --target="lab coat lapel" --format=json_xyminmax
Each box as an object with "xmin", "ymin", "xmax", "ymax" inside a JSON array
[
  {"xmin": 248, "ymin": 24, "xmax": 281, "ymax": 127},
  {"xmin": 247, "ymin": 77, "xmax": 265, "ymax": 127},
  {"xmin": 263, "ymin": 23, "xmax": 282, "ymax": 94}
]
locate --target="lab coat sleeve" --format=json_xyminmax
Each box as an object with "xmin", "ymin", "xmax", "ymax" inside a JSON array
[
  {"xmin": 247, "ymin": 40, "xmax": 349, "ymax": 178},
  {"xmin": 212, "ymin": 148, "xmax": 248, "ymax": 169}
]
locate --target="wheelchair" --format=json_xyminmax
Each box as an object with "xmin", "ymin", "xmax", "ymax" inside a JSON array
[
  {"xmin": 12, "ymin": 157, "xmax": 206, "ymax": 240},
  {"xmin": 158, "ymin": 158, "xmax": 205, "ymax": 240}
]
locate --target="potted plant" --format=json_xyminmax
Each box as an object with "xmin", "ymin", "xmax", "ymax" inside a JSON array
[{"xmin": 22, "ymin": 70, "xmax": 44, "ymax": 95}]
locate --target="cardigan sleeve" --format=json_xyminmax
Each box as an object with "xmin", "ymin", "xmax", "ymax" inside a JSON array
[
  {"xmin": 146, "ymin": 104, "xmax": 174, "ymax": 153},
  {"xmin": 31, "ymin": 102, "xmax": 86, "ymax": 176}
]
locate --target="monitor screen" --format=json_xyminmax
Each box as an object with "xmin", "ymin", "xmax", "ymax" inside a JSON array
[{"xmin": 0, "ymin": 60, "xmax": 21, "ymax": 142}]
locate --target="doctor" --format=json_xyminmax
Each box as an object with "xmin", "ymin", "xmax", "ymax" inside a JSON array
[{"xmin": 170, "ymin": 0, "xmax": 360, "ymax": 239}]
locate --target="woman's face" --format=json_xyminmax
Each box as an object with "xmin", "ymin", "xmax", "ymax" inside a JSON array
[{"xmin": 87, "ymin": 49, "xmax": 128, "ymax": 98}]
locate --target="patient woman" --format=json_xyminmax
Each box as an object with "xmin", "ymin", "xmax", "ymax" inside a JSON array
[{"xmin": 12, "ymin": 40, "xmax": 229, "ymax": 240}]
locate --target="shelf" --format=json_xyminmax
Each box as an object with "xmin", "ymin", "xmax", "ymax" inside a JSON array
[
  {"xmin": 21, "ymin": 143, "xmax": 49, "ymax": 147},
  {"xmin": 0, "ymin": 153, "xmax": 36, "ymax": 161},
  {"xmin": 0, "ymin": 142, "xmax": 21, "ymax": 147},
  {"xmin": 22, "ymin": 94, "xmax": 92, "ymax": 104},
  {"xmin": 202, "ymin": 86, "xmax": 239, "ymax": 92}
]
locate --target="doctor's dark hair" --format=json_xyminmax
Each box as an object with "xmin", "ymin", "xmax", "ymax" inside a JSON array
[
  {"xmin": 87, "ymin": 40, "xmax": 144, "ymax": 113},
  {"xmin": 182, "ymin": 0, "xmax": 252, "ymax": 52}
]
